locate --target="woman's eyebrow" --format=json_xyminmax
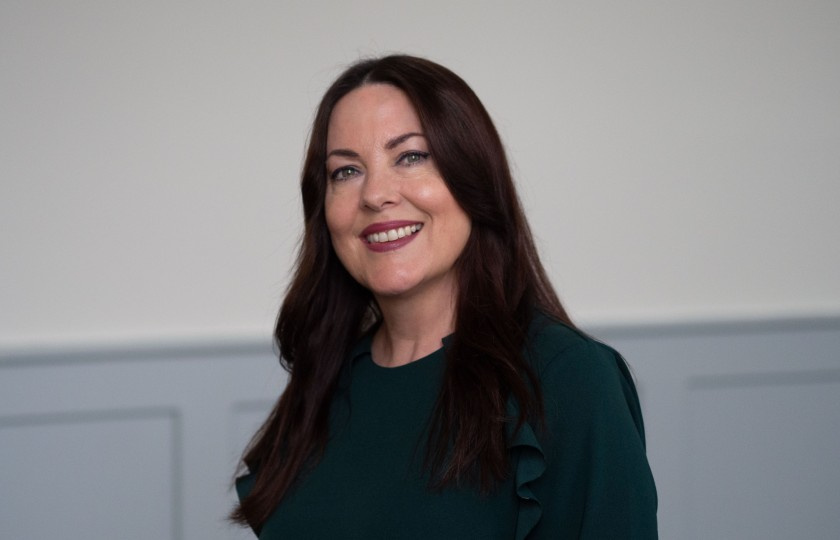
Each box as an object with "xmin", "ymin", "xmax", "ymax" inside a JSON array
[
  {"xmin": 326, "ymin": 132, "xmax": 425, "ymax": 159},
  {"xmin": 385, "ymin": 132, "xmax": 424, "ymax": 150},
  {"xmin": 326, "ymin": 148, "xmax": 359, "ymax": 159}
]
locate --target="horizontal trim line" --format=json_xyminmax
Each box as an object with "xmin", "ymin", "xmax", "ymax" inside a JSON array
[
  {"xmin": 585, "ymin": 312, "xmax": 840, "ymax": 339},
  {"xmin": 687, "ymin": 369, "xmax": 840, "ymax": 389},
  {"xmin": 3, "ymin": 312, "xmax": 840, "ymax": 366},
  {"xmin": 0, "ymin": 337, "xmax": 276, "ymax": 367}
]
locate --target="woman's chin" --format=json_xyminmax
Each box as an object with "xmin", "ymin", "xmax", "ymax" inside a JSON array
[{"xmin": 367, "ymin": 281, "xmax": 418, "ymax": 299}]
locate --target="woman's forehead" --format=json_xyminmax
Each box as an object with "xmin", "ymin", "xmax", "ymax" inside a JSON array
[{"xmin": 326, "ymin": 84, "xmax": 423, "ymax": 151}]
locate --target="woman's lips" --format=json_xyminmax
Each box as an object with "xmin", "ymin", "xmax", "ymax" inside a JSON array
[{"xmin": 360, "ymin": 221, "xmax": 423, "ymax": 252}]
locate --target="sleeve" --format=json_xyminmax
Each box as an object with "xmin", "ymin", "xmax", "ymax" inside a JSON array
[
  {"xmin": 235, "ymin": 470, "xmax": 257, "ymax": 503},
  {"xmin": 234, "ymin": 470, "xmax": 260, "ymax": 536},
  {"xmin": 525, "ymin": 339, "xmax": 658, "ymax": 539}
]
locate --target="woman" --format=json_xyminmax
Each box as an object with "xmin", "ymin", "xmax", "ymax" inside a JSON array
[{"xmin": 232, "ymin": 55, "xmax": 657, "ymax": 539}]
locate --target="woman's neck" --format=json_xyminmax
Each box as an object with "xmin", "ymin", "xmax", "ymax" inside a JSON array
[{"xmin": 372, "ymin": 284, "xmax": 457, "ymax": 368}]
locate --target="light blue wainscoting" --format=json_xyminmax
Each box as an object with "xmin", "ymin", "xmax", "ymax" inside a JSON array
[
  {"xmin": 597, "ymin": 316, "xmax": 840, "ymax": 540},
  {"xmin": 2, "ymin": 316, "xmax": 839, "ymax": 540},
  {"xmin": 0, "ymin": 341, "xmax": 284, "ymax": 540}
]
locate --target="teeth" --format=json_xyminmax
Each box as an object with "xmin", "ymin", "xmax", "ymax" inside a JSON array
[{"xmin": 366, "ymin": 224, "xmax": 422, "ymax": 244}]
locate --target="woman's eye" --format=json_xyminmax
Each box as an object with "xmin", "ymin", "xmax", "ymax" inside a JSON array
[
  {"xmin": 330, "ymin": 166, "xmax": 360, "ymax": 182},
  {"xmin": 397, "ymin": 151, "xmax": 430, "ymax": 166}
]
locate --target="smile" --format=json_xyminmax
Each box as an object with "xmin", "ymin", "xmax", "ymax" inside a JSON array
[{"xmin": 365, "ymin": 224, "xmax": 423, "ymax": 244}]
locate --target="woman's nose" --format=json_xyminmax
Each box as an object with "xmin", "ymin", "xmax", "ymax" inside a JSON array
[{"xmin": 360, "ymin": 167, "xmax": 400, "ymax": 211}]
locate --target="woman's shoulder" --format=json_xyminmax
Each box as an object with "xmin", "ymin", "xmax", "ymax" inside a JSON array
[
  {"xmin": 526, "ymin": 311, "xmax": 623, "ymax": 376},
  {"xmin": 526, "ymin": 314, "xmax": 644, "ymax": 441}
]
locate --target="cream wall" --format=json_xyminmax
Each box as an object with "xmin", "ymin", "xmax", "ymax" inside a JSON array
[{"xmin": 2, "ymin": 0, "xmax": 839, "ymax": 349}]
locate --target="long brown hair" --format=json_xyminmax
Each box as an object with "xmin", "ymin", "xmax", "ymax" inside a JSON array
[{"xmin": 232, "ymin": 55, "xmax": 573, "ymax": 531}]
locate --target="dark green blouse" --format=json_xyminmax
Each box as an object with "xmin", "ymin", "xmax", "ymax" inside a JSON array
[{"xmin": 237, "ymin": 315, "xmax": 658, "ymax": 538}]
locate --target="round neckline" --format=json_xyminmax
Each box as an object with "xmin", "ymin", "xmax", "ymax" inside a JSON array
[
  {"xmin": 362, "ymin": 333, "xmax": 452, "ymax": 371},
  {"xmin": 367, "ymin": 342, "xmax": 446, "ymax": 371}
]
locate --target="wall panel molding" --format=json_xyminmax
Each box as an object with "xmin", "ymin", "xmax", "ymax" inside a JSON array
[{"xmin": 0, "ymin": 407, "xmax": 182, "ymax": 539}]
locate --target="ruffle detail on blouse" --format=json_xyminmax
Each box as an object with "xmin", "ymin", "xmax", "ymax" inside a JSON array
[{"xmin": 507, "ymin": 401, "xmax": 546, "ymax": 540}]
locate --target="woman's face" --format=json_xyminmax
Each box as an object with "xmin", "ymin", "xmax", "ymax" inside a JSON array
[{"xmin": 324, "ymin": 84, "xmax": 471, "ymax": 303}]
